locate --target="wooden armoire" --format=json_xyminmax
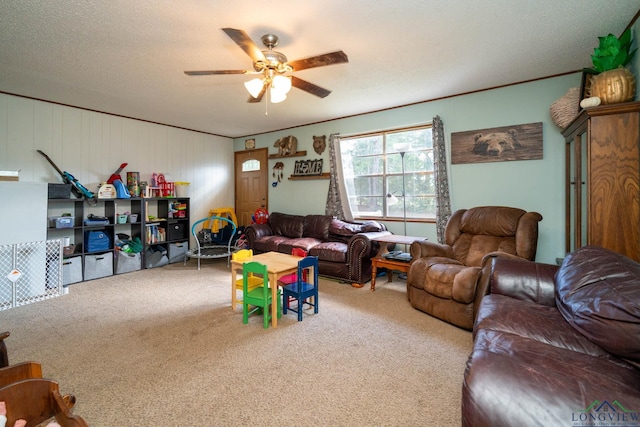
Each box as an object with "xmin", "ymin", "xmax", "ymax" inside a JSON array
[{"xmin": 562, "ymin": 101, "xmax": 640, "ymax": 262}]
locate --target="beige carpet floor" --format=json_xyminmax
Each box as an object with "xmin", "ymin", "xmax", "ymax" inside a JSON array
[{"xmin": 0, "ymin": 258, "xmax": 472, "ymax": 426}]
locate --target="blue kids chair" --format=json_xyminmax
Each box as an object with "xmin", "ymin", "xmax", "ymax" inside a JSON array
[{"xmin": 282, "ymin": 256, "xmax": 319, "ymax": 321}]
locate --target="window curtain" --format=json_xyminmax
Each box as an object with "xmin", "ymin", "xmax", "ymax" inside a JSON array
[
  {"xmin": 433, "ymin": 115, "xmax": 451, "ymax": 244},
  {"xmin": 326, "ymin": 133, "xmax": 354, "ymax": 221}
]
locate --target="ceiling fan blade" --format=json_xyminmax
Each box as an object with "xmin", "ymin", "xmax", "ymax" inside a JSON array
[
  {"xmin": 222, "ymin": 28, "xmax": 266, "ymax": 63},
  {"xmin": 291, "ymin": 76, "xmax": 331, "ymax": 98},
  {"xmin": 184, "ymin": 70, "xmax": 250, "ymax": 76},
  {"xmin": 247, "ymin": 83, "xmax": 267, "ymax": 103},
  {"xmin": 288, "ymin": 50, "xmax": 348, "ymax": 72}
]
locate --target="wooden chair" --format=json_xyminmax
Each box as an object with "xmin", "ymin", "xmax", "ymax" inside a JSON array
[
  {"xmin": 0, "ymin": 362, "xmax": 88, "ymax": 427},
  {"xmin": 0, "ymin": 361, "xmax": 42, "ymax": 386},
  {"xmin": 231, "ymin": 249, "xmax": 262, "ymax": 306},
  {"xmin": 242, "ymin": 261, "xmax": 281, "ymax": 329},
  {"xmin": 282, "ymin": 256, "xmax": 319, "ymax": 321},
  {"xmin": 0, "ymin": 378, "xmax": 88, "ymax": 426}
]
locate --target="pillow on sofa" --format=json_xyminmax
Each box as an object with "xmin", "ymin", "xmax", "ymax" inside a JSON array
[
  {"xmin": 360, "ymin": 220, "xmax": 384, "ymax": 232},
  {"xmin": 329, "ymin": 219, "xmax": 384, "ymax": 235},
  {"xmin": 555, "ymin": 246, "xmax": 640, "ymax": 367},
  {"xmin": 330, "ymin": 219, "xmax": 362, "ymax": 236}
]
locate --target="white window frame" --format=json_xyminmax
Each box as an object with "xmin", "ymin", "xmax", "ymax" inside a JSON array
[{"xmin": 339, "ymin": 125, "xmax": 435, "ymax": 221}]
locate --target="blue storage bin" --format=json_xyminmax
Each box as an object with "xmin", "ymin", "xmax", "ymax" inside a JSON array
[{"xmin": 84, "ymin": 231, "xmax": 111, "ymax": 253}]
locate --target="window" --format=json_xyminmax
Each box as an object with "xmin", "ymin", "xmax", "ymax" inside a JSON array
[
  {"xmin": 340, "ymin": 125, "xmax": 434, "ymax": 220},
  {"xmin": 241, "ymin": 159, "xmax": 260, "ymax": 172}
]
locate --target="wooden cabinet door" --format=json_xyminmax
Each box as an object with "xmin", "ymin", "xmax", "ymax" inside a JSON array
[
  {"xmin": 589, "ymin": 111, "xmax": 640, "ymax": 261},
  {"xmin": 563, "ymin": 102, "xmax": 640, "ymax": 262}
]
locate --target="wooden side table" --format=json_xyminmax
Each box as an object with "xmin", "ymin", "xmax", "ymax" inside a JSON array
[
  {"xmin": 371, "ymin": 257, "xmax": 412, "ymax": 291},
  {"xmin": 370, "ymin": 235, "xmax": 426, "ymax": 291}
]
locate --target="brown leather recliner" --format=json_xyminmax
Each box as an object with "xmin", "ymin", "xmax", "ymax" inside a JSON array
[{"xmin": 407, "ymin": 206, "xmax": 542, "ymax": 330}]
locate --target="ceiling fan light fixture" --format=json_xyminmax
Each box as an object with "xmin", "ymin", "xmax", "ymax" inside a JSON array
[
  {"xmin": 272, "ymin": 75, "xmax": 292, "ymax": 94},
  {"xmin": 186, "ymin": 28, "xmax": 349, "ymax": 106},
  {"xmin": 270, "ymin": 87, "xmax": 287, "ymax": 103},
  {"xmin": 244, "ymin": 78, "xmax": 264, "ymax": 98}
]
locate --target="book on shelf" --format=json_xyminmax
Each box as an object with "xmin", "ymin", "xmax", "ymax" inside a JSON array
[{"xmin": 145, "ymin": 223, "xmax": 166, "ymax": 244}]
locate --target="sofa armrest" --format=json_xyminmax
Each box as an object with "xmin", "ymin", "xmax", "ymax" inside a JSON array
[
  {"xmin": 349, "ymin": 231, "xmax": 393, "ymax": 255},
  {"xmin": 482, "ymin": 255, "xmax": 558, "ymax": 306},
  {"xmin": 244, "ymin": 223, "xmax": 274, "ymax": 249},
  {"xmin": 347, "ymin": 231, "xmax": 392, "ymax": 283},
  {"xmin": 410, "ymin": 240, "xmax": 454, "ymax": 259}
]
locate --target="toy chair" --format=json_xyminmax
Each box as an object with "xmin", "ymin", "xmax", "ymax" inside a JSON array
[
  {"xmin": 277, "ymin": 248, "xmax": 308, "ymax": 287},
  {"xmin": 231, "ymin": 249, "xmax": 262, "ymax": 307},
  {"xmin": 282, "ymin": 256, "xmax": 319, "ymax": 321},
  {"xmin": 242, "ymin": 262, "xmax": 281, "ymax": 329}
]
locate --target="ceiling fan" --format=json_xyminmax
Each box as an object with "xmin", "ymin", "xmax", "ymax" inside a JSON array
[{"xmin": 184, "ymin": 28, "xmax": 348, "ymax": 104}]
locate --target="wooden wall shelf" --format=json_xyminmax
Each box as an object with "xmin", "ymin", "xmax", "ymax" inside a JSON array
[
  {"xmin": 269, "ymin": 151, "xmax": 307, "ymax": 159},
  {"xmin": 288, "ymin": 172, "xmax": 330, "ymax": 181}
]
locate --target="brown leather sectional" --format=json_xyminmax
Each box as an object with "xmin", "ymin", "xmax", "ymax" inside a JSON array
[
  {"xmin": 244, "ymin": 212, "xmax": 391, "ymax": 286},
  {"xmin": 462, "ymin": 246, "xmax": 640, "ymax": 426}
]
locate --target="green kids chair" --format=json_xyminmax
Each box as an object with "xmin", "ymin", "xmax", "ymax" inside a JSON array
[{"xmin": 242, "ymin": 261, "xmax": 281, "ymax": 329}]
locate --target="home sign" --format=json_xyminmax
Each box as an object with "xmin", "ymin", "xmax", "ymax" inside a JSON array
[{"xmin": 293, "ymin": 159, "xmax": 323, "ymax": 176}]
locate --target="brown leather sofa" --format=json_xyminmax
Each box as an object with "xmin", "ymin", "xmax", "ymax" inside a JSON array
[
  {"xmin": 462, "ymin": 246, "xmax": 640, "ymax": 427},
  {"xmin": 407, "ymin": 206, "xmax": 542, "ymax": 330},
  {"xmin": 244, "ymin": 212, "xmax": 390, "ymax": 286}
]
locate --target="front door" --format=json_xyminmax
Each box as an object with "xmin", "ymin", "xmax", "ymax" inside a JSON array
[{"xmin": 234, "ymin": 148, "xmax": 268, "ymax": 227}]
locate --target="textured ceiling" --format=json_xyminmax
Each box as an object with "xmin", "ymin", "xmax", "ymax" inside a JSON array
[{"xmin": 1, "ymin": 1, "xmax": 638, "ymax": 138}]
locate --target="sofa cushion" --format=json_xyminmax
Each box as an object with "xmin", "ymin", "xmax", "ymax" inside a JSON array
[
  {"xmin": 453, "ymin": 234, "xmax": 517, "ymax": 267},
  {"xmin": 477, "ymin": 294, "xmax": 623, "ymax": 362},
  {"xmin": 303, "ymin": 215, "xmax": 332, "ymax": 241},
  {"xmin": 464, "ymin": 328, "xmax": 640, "ymax": 427},
  {"xmin": 278, "ymin": 237, "xmax": 322, "ymax": 255},
  {"xmin": 556, "ymin": 246, "xmax": 640, "ymax": 368},
  {"xmin": 425, "ymin": 262, "xmax": 464, "ymax": 299},
  {"xmin": 268, "ymin": 212, "xmax": 304, "ymax": 238},
  {"xmin": 459, "ymin": 206, "xmax": 525, "ymax": 236},
  {"xmin": 253, "ymin": 235, "xmax": 291, "ymax": 253},
  {"xmin": 309, "ymin": 241, "xmax": 348, "ymax": 263},
  {"xmin": 424, "ymin": 263, "xmax": 480, "ymax": 303}
]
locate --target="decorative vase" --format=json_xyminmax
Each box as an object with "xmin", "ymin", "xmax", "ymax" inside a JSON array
[{"xmin": 589, "ymin": 68, "xmax": 636, "ymax": 105}]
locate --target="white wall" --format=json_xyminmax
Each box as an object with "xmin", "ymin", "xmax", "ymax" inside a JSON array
[
  {"xmin": 0, "ymin": 182, "xmax": 47, "ymax": 244},
  {"xmin": 234, "ymin": 73, "xmax": 582, "ymax": 265},
  {"xmin": 0, "ymin": 93, "xmax": 234, "ymax": 241}
]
